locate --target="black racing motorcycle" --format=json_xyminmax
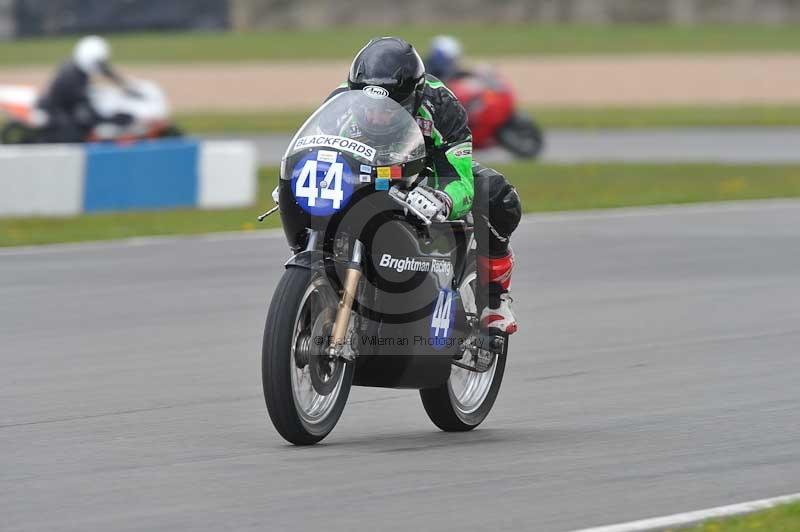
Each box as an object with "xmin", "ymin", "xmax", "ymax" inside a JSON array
[{"xmin": 261, "ymin": 90, "xmax": 509, "ymax": 445}]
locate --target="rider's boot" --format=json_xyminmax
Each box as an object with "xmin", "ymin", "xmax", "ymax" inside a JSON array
[{"xmin": 477, "ymin": 251, "xmax": 518, "ymax": 334}]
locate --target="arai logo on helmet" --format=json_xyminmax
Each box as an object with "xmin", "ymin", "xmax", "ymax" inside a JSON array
[{"xmin": 363, "ymin": 86, "xmax": 389, "ymax": 99}]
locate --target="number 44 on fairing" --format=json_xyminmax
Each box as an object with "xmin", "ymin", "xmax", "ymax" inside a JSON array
[
  {"xmin": 296, "ymin": 159, "xmax": 343, "ymax": 208},
  {"xmin": 291, "ymin": 150, "xmax": 354, "ymax": 216}
]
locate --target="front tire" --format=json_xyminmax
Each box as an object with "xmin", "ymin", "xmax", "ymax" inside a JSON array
[
  {"xmin": 420, "ymin": 270, "xmax": 507, "ymax": 431},
  {"xmin": 262, "ymin": 268, "xmax": 354, "ymax": 445}
]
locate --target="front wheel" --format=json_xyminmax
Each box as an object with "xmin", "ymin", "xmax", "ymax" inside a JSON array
[
  {"xmin": 262, "ymin": 267, "xmax": 354, "ymax": 445},
  {"xmin": 497, "ymin": 113, "xmax": 544, "ymax": 159},
  {"xmin": 420, "ymin": 270, "xmax": 507, "ymax": 431}
]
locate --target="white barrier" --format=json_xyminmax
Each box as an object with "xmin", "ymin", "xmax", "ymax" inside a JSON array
[
  {"xmin": 199, "ymin": 141, "xmax": 258, "ymax": 209},
  {"xmin": 0, "ymin": 145, "xmax": 84, "ymax": 217}
]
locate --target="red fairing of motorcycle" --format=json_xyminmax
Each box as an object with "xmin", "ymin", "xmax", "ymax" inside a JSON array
[{"xmin": 447, "ymin": 70, "xmax": 544, "ymax": 159}]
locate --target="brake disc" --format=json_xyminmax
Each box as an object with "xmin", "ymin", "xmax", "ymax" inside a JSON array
[{"xmin": 308, "ymin": 308, "xmax": 342, "ymax": 396}]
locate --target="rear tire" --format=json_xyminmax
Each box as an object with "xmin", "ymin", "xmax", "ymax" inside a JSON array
[
  {"xmin": 420, "ymin": 354, "xmax": 506, "ymax": 431},
  {"xmin": 1, "ymin": 121, "xmax": 36, "ymax": 144},
  {"xmin": 497, "ymin": 113, "xmax": 544, "ymax": 158},
  {"xmin": 420, "ymin": 270, "xmax": 507, "ymax": 431},
  {"xmin": 262, "ymin": 268, "xmax": 354, "ymax": 445}
]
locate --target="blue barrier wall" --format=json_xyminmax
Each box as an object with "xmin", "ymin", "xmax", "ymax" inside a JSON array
[{"xmin": 83, "ymin": 140, "xmax": 199, "ymax": 213}]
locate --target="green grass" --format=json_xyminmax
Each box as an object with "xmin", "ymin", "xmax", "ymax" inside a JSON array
[
  {"xmin": 504, "ymin": 162, "xmax": 800, "ymax": 212},
  {"xmin": 676, "ymin": 501, "xmax": 800, "ymax": 531},
  {"xmin": 3, "ymin": 163, "xmax": 800, "ymax": 247},
  {"xmin": 177, "ymin": 105, "xmax": 800, "ymax": 135},
  {"xmin": 2, "ymin": 24, "xmax": 800, "ymax": 66}
]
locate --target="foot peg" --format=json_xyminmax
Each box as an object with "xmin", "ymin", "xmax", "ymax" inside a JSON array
[
  {"xmin": 453, "ymin": 333, "xmax": 507, "ymax": 373},
  {"xmin": 477, "ymin": 333, "xmax": 506, "ymax": 355}
]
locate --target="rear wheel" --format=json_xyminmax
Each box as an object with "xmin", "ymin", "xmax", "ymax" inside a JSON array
[
  {"xmin": 497, "ymin": 113, "xmax": 544, "ymax": 158},
  {"xmin": 1, "ymin": 121, "xmax": 36, "ymax": 144},
  {"xmin": 420, "ymin": 270, "xmax": 507, "ymax": 431},
  {"xmin": 262, "ymin": 268, "xmax": 354, "ymax": 445}
]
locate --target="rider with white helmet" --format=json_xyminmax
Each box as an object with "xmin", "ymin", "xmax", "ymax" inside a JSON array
[
  {"xmin": 74, "ymin": 36, "xmax": 112, "ymax": 76},
  {"xmin": 37, "ymin": 35, "xmax": 133, "ymax": 142}
]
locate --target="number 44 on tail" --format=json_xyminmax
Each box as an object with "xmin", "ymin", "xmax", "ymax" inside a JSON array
[{"xmin": 431, "ymin": 290, "xmax": 454, "ymax": 338}]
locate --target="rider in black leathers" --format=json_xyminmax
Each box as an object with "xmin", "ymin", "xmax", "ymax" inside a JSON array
[
  {"xmin": 37, "ymin": 36, "xmax": 133, "ymax": 143},
  {"xmin": 334, "ymin": 37, "xmax": 521, "ymax": 333}
]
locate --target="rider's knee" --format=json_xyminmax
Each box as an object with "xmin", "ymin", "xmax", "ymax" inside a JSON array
[{"xmin": 474, "ymin": 167, "xmax": 522, "ymax": 238}]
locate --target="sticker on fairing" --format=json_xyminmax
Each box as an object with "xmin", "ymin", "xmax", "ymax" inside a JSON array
[
  {"xmin": 429, "ymin": 289, "xmax": 456, "ymax": 351},
  {"xmin": 375, "ymin": 178, "xmax": 390, "ymax": 191},
  {"xmin": 316, "ymin": 150, "xmax": 338, "ymax": 163},
  {"xmin": 377, "ymin": 166, "xmax": 402, "ymax": 179},
  {"xmin": 360, "ymin": 164, "xmax": 372, "ymax": 174},
  {"xmin": 291, "ymin": 150, "xmax": 354, "ymax": 216},
  {"xmin": 294, "ymin": 135, "xmax": 376, "ymax": 162}
]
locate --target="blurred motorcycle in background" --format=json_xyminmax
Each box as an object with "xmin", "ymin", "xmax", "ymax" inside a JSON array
[
  {"xmin": 0, "ymin": 78, "xmax": 182, "ymax": 144},
  {"xmin": 447, "ymin": 69, "xmax": 544, "ymax": 159}
]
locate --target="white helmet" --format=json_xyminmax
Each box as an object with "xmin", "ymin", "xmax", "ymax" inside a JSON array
[{"xmin": 73, "ymin": 36, "xmax": 111, "ymax": 75}]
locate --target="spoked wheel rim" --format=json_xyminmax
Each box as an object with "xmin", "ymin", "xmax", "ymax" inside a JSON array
[
  {"xmin": 289, "ymin": 277, "xmax": 346, "ymax": 427},
  {"xmin": 449, "ymin": 272, "xmax": 499, "ymax": 415}
]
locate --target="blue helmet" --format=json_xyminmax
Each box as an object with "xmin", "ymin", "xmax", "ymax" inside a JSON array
[{"xmin": 425, "ymin": 35, "xmax": 463, "ymax": 81}]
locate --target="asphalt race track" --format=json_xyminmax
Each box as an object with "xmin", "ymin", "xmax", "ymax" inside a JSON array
[
  {"xmin": 2, "ymin": 200, "xmax": 800, "ymax": 532},
  {"xmin": 220, "ymin": 127, "xmax": 800, "ymax": 166}
]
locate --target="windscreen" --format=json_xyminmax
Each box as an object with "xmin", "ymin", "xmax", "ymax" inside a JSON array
[{"xmin": 283, "ymin": 90, "xmax": 426, "ymax": 170}]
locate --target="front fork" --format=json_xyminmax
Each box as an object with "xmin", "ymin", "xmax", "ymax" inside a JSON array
[{"xmin": 328, "ymin": 239, "xmax": 364, "ymax": 362}]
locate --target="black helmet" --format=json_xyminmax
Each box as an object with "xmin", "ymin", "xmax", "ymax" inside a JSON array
[{"xmin": 348, "ymin": 37, "xmax": 425, "ymax": 115}]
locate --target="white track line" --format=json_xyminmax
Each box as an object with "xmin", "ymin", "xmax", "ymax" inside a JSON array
[
  {"xmin": 3, "ymin": 198, "xmax": 800, "ymax": 257},
  {"xmin": 571, "ymin": 492, "xmax": 800, "ymax": 532}
]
